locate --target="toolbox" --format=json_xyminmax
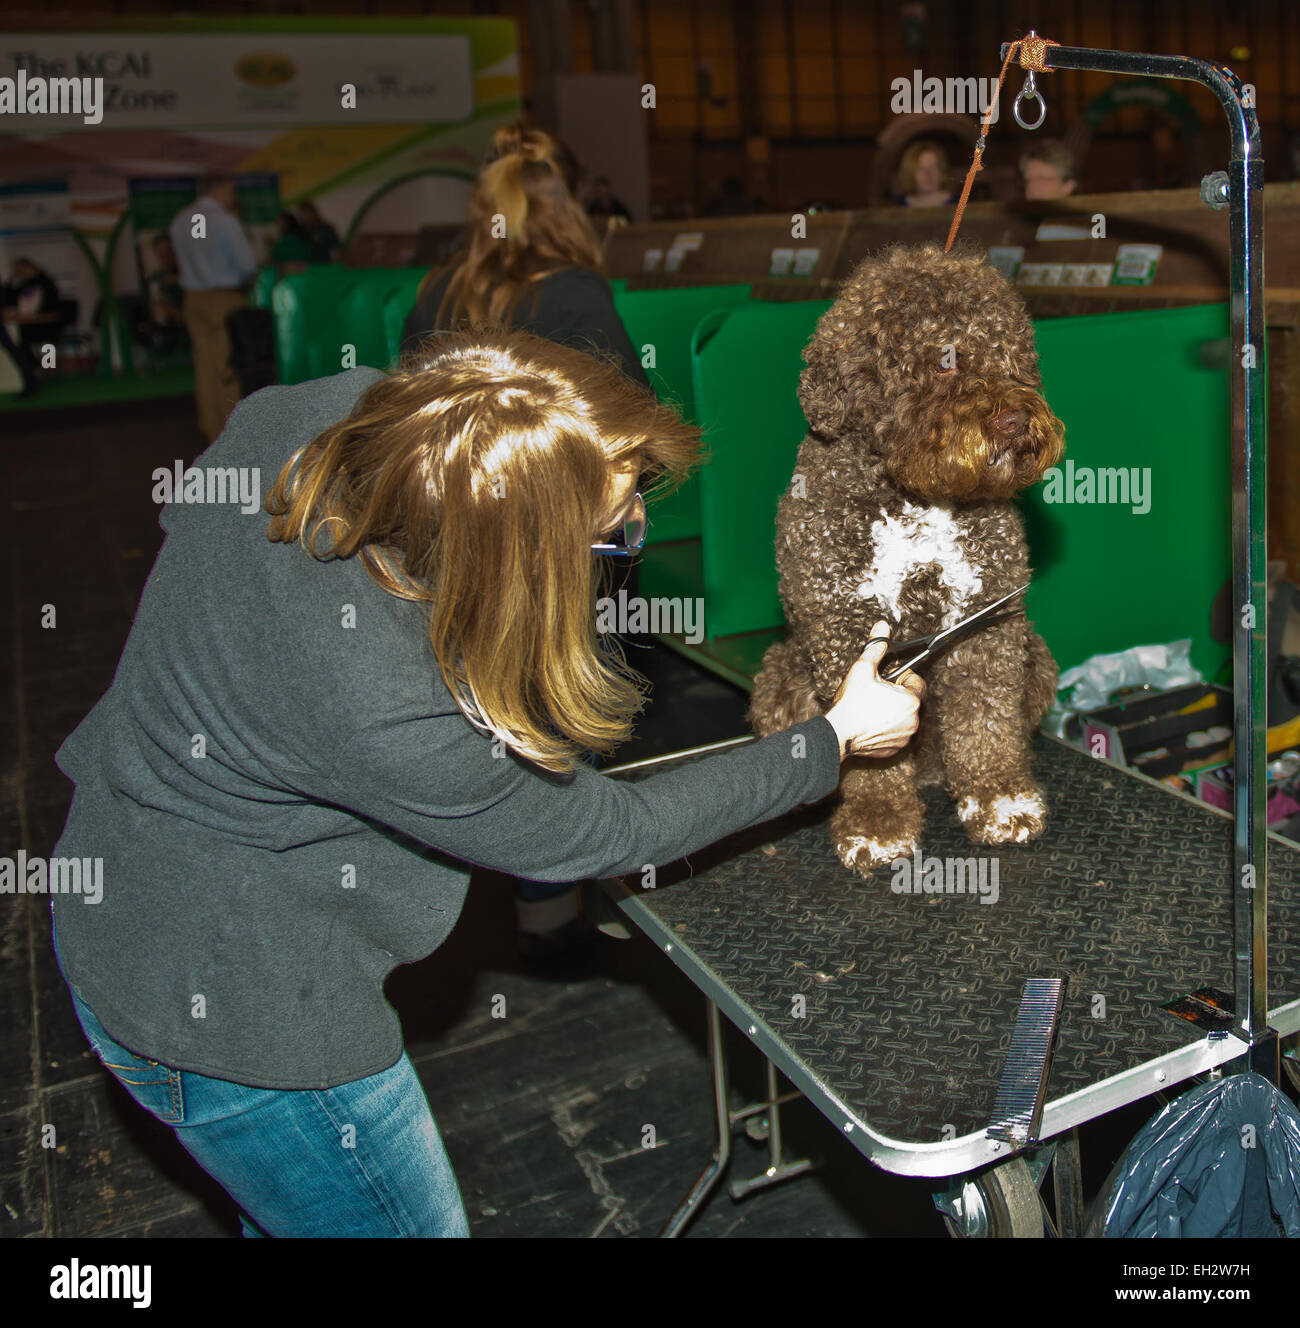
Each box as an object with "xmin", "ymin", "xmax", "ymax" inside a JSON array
[{"xmin": 1081, "ymin": 682, "xmax": 1232, "ymax": 778}]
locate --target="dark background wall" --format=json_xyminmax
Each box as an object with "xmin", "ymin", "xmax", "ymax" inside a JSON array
[{"xmin": 4, "ymin": 1, "xmax": 1297, "ymax": 211}]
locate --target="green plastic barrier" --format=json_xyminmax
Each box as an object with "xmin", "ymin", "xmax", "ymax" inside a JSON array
[
  {"xmin": 337, "ymin": 268, "xmax": 424, "ymax": 371},
  {"xmin": 1024, "ymin": 302, "xmax": 1232, "ymax": 678},
  {"xmin": 650, "ymin": 299, "xmax": 1233, "ymax": 683},
  {"xmin": 689, "ymin": 299, "xmax": 830, "ymax": 639},
  {"xmin": 271, "ymin": 266, "xmax": 364, "ymax": 385},
  {"xmin": 611, "ymin": 283, "xmax": 752, "ymax": 543},
  {"xmin": 270, "ymin": 267, "xmax": 425, "ymax": 383}
]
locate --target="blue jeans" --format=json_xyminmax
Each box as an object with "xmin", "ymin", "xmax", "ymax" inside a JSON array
[{"xmin": 52, "ymin": 915, "xmax": 469, "ymax": 1238}]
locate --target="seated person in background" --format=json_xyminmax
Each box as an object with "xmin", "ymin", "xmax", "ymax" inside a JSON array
[
  {"xmin": 270, "ymin": 211, "xmax": 312, "ymax": 276},
  {"xmin": 4, "ymin": 257, "xmax": 61, "ymax": 346},
  {"xmin": 1020, "ymin": 140, "xmax": 1079, "ymax": 200},
  {"xmin": 295, "ymin": 199, "xmax": 341, "ymax": 263},
  {"xmin": 1, "ymin": 257, "xmax": 62, "ymax": 396},
  {"xmin": 890, "ymin": 139, "xmax": 958, "ymax": 208}
]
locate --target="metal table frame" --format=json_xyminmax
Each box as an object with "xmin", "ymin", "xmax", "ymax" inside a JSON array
[{"xmin": 601, "ymin": 740, "xmax": 1300, "ymax": 1233}]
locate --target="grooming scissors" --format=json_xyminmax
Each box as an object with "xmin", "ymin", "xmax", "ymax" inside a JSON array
[{"xmin": 867, "ymin": 583, "xmax": 1030, "ymax": 682}]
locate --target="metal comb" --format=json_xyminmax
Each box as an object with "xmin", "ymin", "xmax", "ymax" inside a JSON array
[{"xmin": 986, "ymin": 976, "xmax": 1067, "ymax": 1146}]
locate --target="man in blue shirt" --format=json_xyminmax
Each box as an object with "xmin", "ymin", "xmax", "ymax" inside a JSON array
[{"xmin": 169, "ymin": 174, "xmax": 258, "ymax": 443}]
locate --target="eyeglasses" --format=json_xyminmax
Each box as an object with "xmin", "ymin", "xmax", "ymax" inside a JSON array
[{"xmin": 591, "ymin": 492, "xmax": 647, "ymax": 557}]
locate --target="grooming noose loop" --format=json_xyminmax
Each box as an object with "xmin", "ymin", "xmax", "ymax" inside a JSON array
[
  {"xmin": 1013, "ymin": 70, "xmax": 1047, "ymax": 130},
  {"xmin": 943, "ymin": 29, "xmax": 1060, "ymax": 252}
]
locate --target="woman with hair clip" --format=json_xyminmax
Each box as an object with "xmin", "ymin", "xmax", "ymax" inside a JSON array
[
  {"xmin": 404, "ymin": 123, "xmax": 650, "ymax": 957},
  {"xmin": 402, "ymin": 122, "xmax": 646, "ymax": 386},
  {"xmin": 49, "ymin": 329, "xmax": 923, "ymax": 1238}
]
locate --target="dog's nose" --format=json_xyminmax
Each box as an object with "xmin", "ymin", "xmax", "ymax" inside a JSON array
[{"xmin": 990, "ymin": 408, "xmax": 1027, "ymax": 438}]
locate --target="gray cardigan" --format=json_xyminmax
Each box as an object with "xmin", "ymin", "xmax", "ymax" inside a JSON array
[{"xmin": 51, "ymin": 367, "xmax": 841, "ymax": 1089}]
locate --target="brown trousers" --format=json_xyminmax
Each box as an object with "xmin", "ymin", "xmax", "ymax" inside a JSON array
[{"xmin": 182, "ymin": 288, "xmax": 248, "ymax": 443}]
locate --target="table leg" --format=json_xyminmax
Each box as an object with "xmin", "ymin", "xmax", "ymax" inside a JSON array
[{"xmin": 660, "ymin": 999, "xmax": 733, "ymax": 1237}]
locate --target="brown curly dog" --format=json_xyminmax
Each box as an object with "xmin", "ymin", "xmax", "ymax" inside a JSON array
[{"xmin": 749, "ymin": 242, "xmax": 1065, "ymax": 875}]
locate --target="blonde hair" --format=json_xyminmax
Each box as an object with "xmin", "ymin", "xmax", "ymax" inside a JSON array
[
  {"xmin": 265, "ymin": 330, "xmax": 702, "ymax": 772},
  {"xmin": 418, "ymin": 123, "xmax": 604, "ymax": 330},
  {"xmin": 893, "ymin": 139, "xmax": 950, "ymax": 197}
]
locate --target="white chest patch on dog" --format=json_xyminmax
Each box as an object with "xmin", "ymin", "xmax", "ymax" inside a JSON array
[{"xmin": 855, "ymin": 502, "xmax": 983, "ymax": 626}]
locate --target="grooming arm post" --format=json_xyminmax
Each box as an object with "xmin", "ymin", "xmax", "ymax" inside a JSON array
[{"xmin": 1000, "ymin": 42, "xmax": 1269, "ymax": 1063}]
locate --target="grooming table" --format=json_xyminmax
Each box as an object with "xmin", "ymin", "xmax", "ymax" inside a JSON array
[{"xmin": 602, "ymin": 734, "xmax": 1300, "ymax": 1234}]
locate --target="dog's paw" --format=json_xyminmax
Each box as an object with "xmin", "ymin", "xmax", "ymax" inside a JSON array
[
  {"xmin": 956, "ymin": 789, "xmax": 1046, "ymax": 845},
  {"xmin": 834, "ymin": 832, "xmax": 918, "ymax": 875}
]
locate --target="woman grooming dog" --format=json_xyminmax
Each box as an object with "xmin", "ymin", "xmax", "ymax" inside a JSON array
[{"xmin": 49, "ymin": 327, "xmax": 924, "ymax": 1238}]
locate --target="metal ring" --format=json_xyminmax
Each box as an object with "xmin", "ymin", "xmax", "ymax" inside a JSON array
[{"xmin": 1013, "ymin": 86, "xmax": 1047, "ymax": 130}]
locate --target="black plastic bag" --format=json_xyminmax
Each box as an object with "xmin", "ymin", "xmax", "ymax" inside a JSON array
[{"xmin": 1100, "ymin": 1071, "xmax": 1300, "ymax": 1238}]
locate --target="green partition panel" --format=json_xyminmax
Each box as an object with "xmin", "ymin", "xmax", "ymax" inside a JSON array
[
  {"xmin": 271, "ymin": 267, "xmax": 423, "ymax": 384},
  {"xmin": 337, "ymin": 268, "xmax": 424, "ymax": 371},
  {"xmin": 690, "ymin": 300, "xmax": 830, "ymax": 640},
  {"xmin": 271, "ymin": 266, "xmax": 363, "ymax": 385},
  {"xmin": 1024, "ymin": 302, "xmax": 1232, "ymax": 678},
  {"xmin": 612, "ymin": 284, "xmax": 752, "ymax": 543}
]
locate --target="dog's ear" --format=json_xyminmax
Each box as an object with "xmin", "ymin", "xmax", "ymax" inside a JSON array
[{"xmin": 798, "ymin": 326, "xmax": 852, "ymax": 438}]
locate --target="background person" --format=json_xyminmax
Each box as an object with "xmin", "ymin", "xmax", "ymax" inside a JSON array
[
  {"xmin": 295, "ymin": 198, "xmax": 341, "ymax": 263},
  {"xmin": 0, "ymin": 320, "xmax": 38, "ymax": 397},
  {"xmin": 890, "ymin": 139, "xmax": 957, "ymax": 208},
  {"xmin": 402, "ymin": 123, "xmax": 645, "ymax": 389},
  {"xmin": 0, "ymin": 256, "xmax": 58, "ymax": 397},
  {"xmin": 4, "ymin": 255, "xmax": 60, "ymax": 329},
  {"xmin": 1020, "ymin": 139, "xmax": 1079, "ymax": 199},
  {"xmin": 168, "ymin": 173, "xmax": 258, "ymax": 444},
  {"xmin": 49, "ymin": 328, "xmax": 924, "ymax": 1237},
  {"xmin": 269, "ymin": 209, "xmax": 312, "ymax": 276}
]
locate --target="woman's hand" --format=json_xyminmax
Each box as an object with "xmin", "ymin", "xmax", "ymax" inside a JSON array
[{"xmin": 823, "ymin": 621, "xmax": 925, "ymax": 761}]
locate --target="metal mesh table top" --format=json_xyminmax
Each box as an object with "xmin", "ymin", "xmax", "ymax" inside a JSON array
[{"xmin": 613, "ymin": 737, "xmax": 1298, "ymax": 1152}]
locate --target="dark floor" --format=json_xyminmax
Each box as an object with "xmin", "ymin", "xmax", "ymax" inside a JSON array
[{"xmin": 1, "ymin": 393, "xmax": 1154, "ymax": 1240}]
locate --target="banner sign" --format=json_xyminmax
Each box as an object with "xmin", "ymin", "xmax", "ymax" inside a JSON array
[
  {"xmin": 0, "ymin": 179, "xmax": 73, "ymax": 231},
  {"xmin": 0, "ymin": 33, "xmax": 475, "ymax": 131}
]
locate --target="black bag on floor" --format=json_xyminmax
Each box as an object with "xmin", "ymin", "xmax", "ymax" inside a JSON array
[{"xmin": 226, "ymin": 306, "xmax": 277, "ymax": 397}]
